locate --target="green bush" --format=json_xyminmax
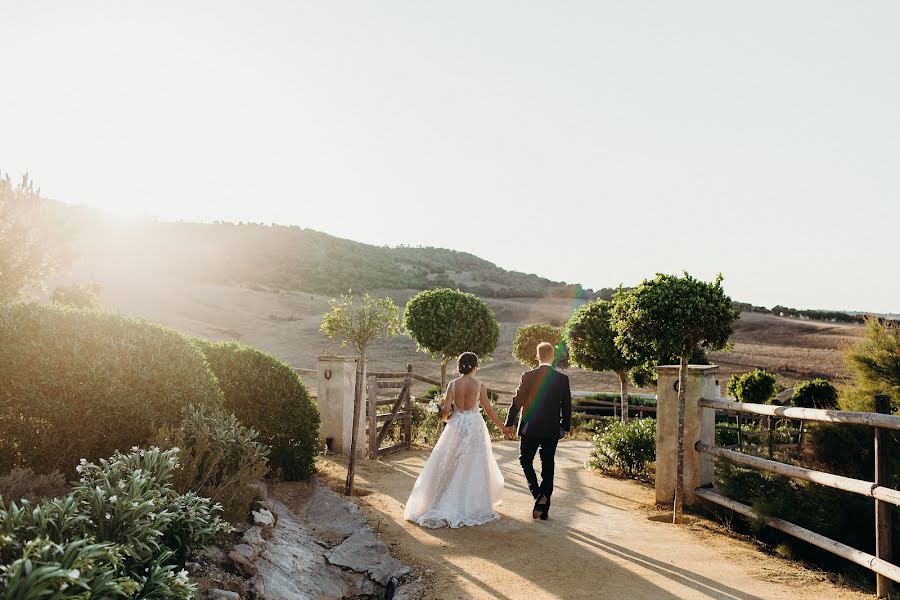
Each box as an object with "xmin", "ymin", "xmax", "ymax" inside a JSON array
[
  {"xmin": 196, "ymin": 340, "xmax": 319, "ymax": 480},
  {"xmin": 727, "ymin": 369, "xmax": 778, "ymax": 404},
  {"xmin": 156, "ymin": 405, "xmax": 270, "ymax": 523},
  {"xmin": 0, "ymin": 447, "xmax": 228, "ymax": 598},
  {"xmin": 589, "ymin": 418, "xmax": 656, "ymax": 478},
  {"xmin": 791, "ymin": 378, "xmax": 839, "ymax": 410},
  {"xmin": 0, "ymin": 303, "xmax": 224, "ymax": 474}
]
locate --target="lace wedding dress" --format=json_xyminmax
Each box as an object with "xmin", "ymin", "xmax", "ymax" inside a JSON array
[{"xmin": 404, "ymin": 379, "xmax": 504, "ymax": 528}]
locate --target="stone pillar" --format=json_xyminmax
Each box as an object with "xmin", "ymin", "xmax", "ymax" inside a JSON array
[
  {"xmin": 317, "ymin": 355, "xmax": 366, "ymax": 457},
  {"xmin": 655, "ymin": 364, "xmax": 719, "ymax": 507}
]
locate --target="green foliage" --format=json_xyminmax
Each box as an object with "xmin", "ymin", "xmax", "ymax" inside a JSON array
[
  {"xmin": 0, "ymin": 447, "xmax": 227, "ymax": 599},
  {"xmin": 51, "ymin": 282, "xmax": 103, "ymax": 309},
  {"xmin": 196, "ymin": 340, "xmax": 319, "ymax": 481},
  {"xmin": 589, "ymin": 418, "xmax": 656, "ymax": 478},
  {"xmin": 512, "ymin": 323, "xmax": 569, "ymax": 369},
  {"xmin": 0, "ymin": 302, "xmax": 223, "ymax": 474},
  {"xmin": 0, "ymin": 468, "xmax": 68, "ymax": 505},
  {"xmin": 611, "ymin": 273, "xmax": 739, "ymax": 362},
  {"xmin": 844, "ymin": 317, "xmax": 900, "ymax": 399},
  {"xmin": 403, "ymin": 288, "xmax": 500, "ymax": 366},
  {"xmin": 320, "ymin": 292, "xmax": 400, "ymax": 355},
  {"xmin": 727, "ymin": 369, "xmax": 778, "ymax": 404},
  {"xmin": 791, "ymin": 379, "xmax": 839, "ymax": 410},
  {"xmin": 566, "ymin": 299, "xmax": 642, "ymax": 375},
  {"xmin": 0, "ymin": 173, "xmax": 74, "ymax": 302},
  {"xmin": 156, "ymin": 405, "xmax": 270, "ymax": 523}
]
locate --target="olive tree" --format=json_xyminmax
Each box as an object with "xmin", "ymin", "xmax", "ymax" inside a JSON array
[
  {"xmin": 0, "ymin": 173, "xmax": 73, "ymax": 302},
  {"xmin": 611, "ymin": 272, "xmax": 738, "ymax": 522},
  {"xmin": 321, "ymin": 292, "xmax": 400, "ymax": 495},
  {"xmin": 565, "ymin": 299, "xmax": 640, "ymax": 422},
  {"xmin": 512, "ymin": 323, "xmax": 569, "ymax": 369},
  {"xmin": 727, "ymin": 369, "xmax": 777, "ymax": 404},
  {"xmin": 403, "ymin": 288, "xmax": 499, "ymax": 387}
]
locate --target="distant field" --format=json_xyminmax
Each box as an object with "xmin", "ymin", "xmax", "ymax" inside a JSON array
[{"xmin": 49, "ymin": 259, "xmax": 863, "ymax": 398}]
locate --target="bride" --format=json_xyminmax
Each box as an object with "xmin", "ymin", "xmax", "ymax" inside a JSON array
[{"xmin": 404, "ymin": 352, "xmax": 513, "ymax": 529}]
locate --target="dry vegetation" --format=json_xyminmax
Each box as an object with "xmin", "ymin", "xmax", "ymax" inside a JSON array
[{"xmin": 50, "ymin": 252, "xmax": 863, "ymax": 398}]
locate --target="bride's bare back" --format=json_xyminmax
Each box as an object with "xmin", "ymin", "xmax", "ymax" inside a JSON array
[{"xmin": 442, "ymin": 375, "xmax": 508, "ymax": 431}]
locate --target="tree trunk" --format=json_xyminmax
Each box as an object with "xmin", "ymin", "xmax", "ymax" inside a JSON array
[
  {"xmin": 617, "ymin": 370, "xmax": 630, "ymax": 423},
  {"xmin": 673, "ymin": 354, "xmax": 689, "ymax": 524},
  {"xmin": 344, "ymin": 350, "xmax": 366, "ymax": 496},
  {"xmin": 798, "ymin": 421, "xmax": 805, "ymax": 450},
  {"xmin": 440, "ymin": 355, "xmax": 448, "ymax": 390}
]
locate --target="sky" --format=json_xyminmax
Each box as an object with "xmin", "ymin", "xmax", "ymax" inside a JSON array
[{"xmin": 2, "ymin": 1, "xmax": 898, "ymax": 313}]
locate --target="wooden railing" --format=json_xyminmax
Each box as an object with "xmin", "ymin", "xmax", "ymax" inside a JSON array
[{"xmin": 695, "ymin": 394, "xmax": 897, "ymax": 597}]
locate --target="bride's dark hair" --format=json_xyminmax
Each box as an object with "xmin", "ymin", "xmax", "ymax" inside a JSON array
[{"xmin": 457, "ymin": 352, "xmax": 478, "ymax": 375}]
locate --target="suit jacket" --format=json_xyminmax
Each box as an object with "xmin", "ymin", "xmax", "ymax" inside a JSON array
[{"xmin": 505, "ymin": 365, "xmax": 572, "ymax": 438}]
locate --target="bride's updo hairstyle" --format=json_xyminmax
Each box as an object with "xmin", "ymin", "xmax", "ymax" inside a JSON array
[{"xmin": 457, "ymin": 352, "xmax": 479, "ymax": 375}]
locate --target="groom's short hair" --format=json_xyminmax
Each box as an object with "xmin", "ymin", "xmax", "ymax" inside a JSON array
[{"xmin": 536, "ymin": 342, "xmax": 555, "ymax": 364}]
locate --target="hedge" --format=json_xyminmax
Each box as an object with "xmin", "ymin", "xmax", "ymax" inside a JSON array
[
  {"xmin": 195, "ymin": 340, "xmax": 319, "ymax": 480},
  {"xmin": 0, "ymin": 303, "xmax": 223, "ymax": 473}
]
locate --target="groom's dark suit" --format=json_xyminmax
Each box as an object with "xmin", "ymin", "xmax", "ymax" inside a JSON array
[{"xmin": 505, "ymin": 364, "xmax": 572, "ymax": 505}]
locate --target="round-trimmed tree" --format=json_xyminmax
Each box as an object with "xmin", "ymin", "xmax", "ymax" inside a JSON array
[
  {"xmin": 791, "ymin": 378, "xmax": 838, "ymax": 410},
  {"xmin": 512, "ymin": 323, "xmax": 569, "ymax": 369},
  {"xmin": 403, "ymin": 288, "xmax": 500, "ymax": 387},
  {"xmin": 611, "ymin": 272, "xmax": 738, "ymax": 522},
  {"xmin": 727, "ymin": 369, "xmax": 778, "ymax": 404},
  {"xmin": 565, "ymin": 299, "xmax": 641, "ymax": 422},
  {"xmin": 195, "ymin": 340, "xmax": 320, "ymax": 481}
]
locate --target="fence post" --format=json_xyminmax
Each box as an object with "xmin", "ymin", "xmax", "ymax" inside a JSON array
[
  {"xmin": 404, "ymin": 364, "xmax": 413, "ymax": 449},
  {"xmin": 367, "ymin": 375, "xmax": 378, "ymax": 459},
  {"xmin": 875, "ymin": 393, "xmax": 893, "ymax": 600}
]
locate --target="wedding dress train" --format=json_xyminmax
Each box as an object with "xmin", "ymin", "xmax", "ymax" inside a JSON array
[{"xmin": 404, "ymin": 380, "xmax": 504, "ymax": 528}]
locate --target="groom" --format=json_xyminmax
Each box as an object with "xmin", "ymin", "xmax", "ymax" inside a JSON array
[{"xmin": 505, "ymin": 342, "xmax": 572, "ymax": 520}]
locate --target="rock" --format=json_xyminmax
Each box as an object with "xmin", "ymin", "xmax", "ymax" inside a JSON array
[
  {"xmin": 393, "ymin": 577, "xmax": 426, "ymax": 600},
  {"xmin": 301, "ymin": 478, "xmax": 369, "ymax": 545},
  {"xmin": 326, "ymin": 528, "xmax": 410, "ymax": 586},
  {"xmin": 207, "ymin": 589, "xmax": 240, "ymax": 600},
  {"xmin": 228, "ymin": 545, "xmax": 258, "ymax": 578},
  {"xmin": 252, "ymin": 508, "xmax": 275, "ymax": 527},
  {"xmin": 242, "ymin": 526, "xmax": 265, "ymax": 548},
  {"xmin": 197, "ymin": 545, "xmax": 228, "ymax": 567},
  {"xmin": 184, "ymin": 561, "xmax": 201, "ymax": 574}
]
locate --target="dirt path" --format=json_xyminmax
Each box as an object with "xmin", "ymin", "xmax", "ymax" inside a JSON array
[{"xmin": 315, "ymin": 440, "xmax": 869, "ymax": 600}]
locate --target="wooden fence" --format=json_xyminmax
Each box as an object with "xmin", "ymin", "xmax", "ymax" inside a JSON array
[{"xmin": 695, "ymin": 394, "xmax": 897, "ymax": 598}]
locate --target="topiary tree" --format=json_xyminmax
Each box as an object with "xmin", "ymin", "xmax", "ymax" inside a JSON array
[
  {"xmin": 321, "ymin": 293, "xmax": 400, "ymax": 495},
  {"xmin": 0, "ymin": 302, "xmax": 223, "ymax": 474},
  {"xmin": 728, "ymin": 369, "xmax": 778, "ymax": 404},
  {"xmin": 195, "ymin": 340, "xmax": 320, "ymax": 481},
  {"xmin": 51, "ymin": 282, "xmax": 103, "ymax": 309},
  {"xmin": 565, "ymin": 299, "xmax": 642, "ymax": 422},
  {"xmin": 512, "ymin": 323, "xmax": 569, "ymax": 369},
  {"xmin": 791, "ymin": 378, "xmax": 839, "ymax": 410},
  {"xmin": 403, "ymin": 288, "xmax": 500, "ymax": 387},
  {"xmin": 0, "ymin": 173, "xmax": 74, "ymax": 302},
  {"xmin": 611, "ymin": 272, "xmax": 738, "ymax": 522}
]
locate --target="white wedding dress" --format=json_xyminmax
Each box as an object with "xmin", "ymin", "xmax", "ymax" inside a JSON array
[{"xmin": 404, "ymin": 379, "xmax": 504, "ymax": 528}]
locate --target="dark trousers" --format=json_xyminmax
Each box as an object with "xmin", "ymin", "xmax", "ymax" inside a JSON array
[{"xmin": 519, "ymin": 435, "xmax": 559, "ymax": 501}]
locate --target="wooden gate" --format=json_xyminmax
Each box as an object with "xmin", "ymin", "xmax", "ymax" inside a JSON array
[{"xmin": 366, "ymin": 364, "xmax": 413, "ymax": 458}]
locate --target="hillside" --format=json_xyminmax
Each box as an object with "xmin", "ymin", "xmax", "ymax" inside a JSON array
[{"xmin": 66, "ymin": 208, "xmax": 597, "ymax": 300}]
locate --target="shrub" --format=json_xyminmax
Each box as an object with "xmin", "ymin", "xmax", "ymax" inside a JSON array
[
  {"xmin": 589, "ymin": 418, "xmax": 656, "ymax": 478},
  {"xmin": 51, "ymin": 282, "xmax": 103, "ymax": 309},
  {"xmin": 791, "ymin": 379, "xmax": 839, "ymax": 410},
  {"xmin": 0, "ymin": 468, "xmax": 68, "ymax": 504},
  {"xmin": 0, "ymin": 447, "xmax": 227, "ymax": 598},
  {"xmin": 156, "ymin": 405, "xmax": 270, "ymax": 523},
  {"xmin": 727, "ymin": 369, "xmax": 778, "ymax": 404},
  {"xmin": 196, "ymin": 340, "xmax": 319, "ymax": 480},
  {"xmin": 0, "ymin": 303, "xmax": 224, "ymax": 474}
]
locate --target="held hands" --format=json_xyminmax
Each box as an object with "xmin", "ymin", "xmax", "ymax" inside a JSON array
[{"xmin": 500, "ymin": 426, "xmax": 517, "ymax": 440}]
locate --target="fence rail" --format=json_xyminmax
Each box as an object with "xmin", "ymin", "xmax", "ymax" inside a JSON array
[{"xmin": 696, "ymin": 394, "xmax": 897, "ymax": 597}]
